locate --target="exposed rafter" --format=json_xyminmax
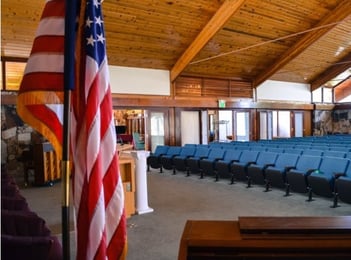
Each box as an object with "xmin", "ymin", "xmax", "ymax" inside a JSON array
[
  {"xmin": 253, "ymin": 0, "xmax": 351, "ymax": 88},
  {"xmin": 310, "ymin": 52, "xmax": 351, "ymax": 91},
  {"xmin": 170, "ymin": 0, "xmax": 246, "ymax": 82},
  {"xmin": 334, "ymin": 77, "xmax": 351, "ymax": 102}
]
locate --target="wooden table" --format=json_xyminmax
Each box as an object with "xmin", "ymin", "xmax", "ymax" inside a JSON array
[{"xmin": 178, "ymin": 216, "xmax": 351, "ymax": 259}]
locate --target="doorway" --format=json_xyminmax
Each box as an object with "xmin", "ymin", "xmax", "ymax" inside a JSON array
[{"xmin": 181, "ymin": 111, "xmax": 200, "ymax": 145}]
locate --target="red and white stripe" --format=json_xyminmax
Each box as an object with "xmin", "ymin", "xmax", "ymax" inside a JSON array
[
  {"xmin": 17, "ymin": 0, "xmax": 65, "ymax": 159},
  {"xmin": 71, "ymin": 27, "xmax": 126, "ymax": 260}
]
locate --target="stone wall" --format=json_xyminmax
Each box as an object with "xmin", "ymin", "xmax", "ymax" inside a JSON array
[{"xmin": 313, "ymin": 109, "xmax": 351, "ymax": 136}]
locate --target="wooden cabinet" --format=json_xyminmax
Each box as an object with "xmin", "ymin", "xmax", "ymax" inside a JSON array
[
  {"xmin": 119, "ymin": 155, "xmax": 135, "ymax": 218},
  {"xmin": 33, "ymin": 142, "xmax": 61, "ymax": 186}
]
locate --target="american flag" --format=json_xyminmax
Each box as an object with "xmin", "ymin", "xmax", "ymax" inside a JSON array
[
  {"xmin": 17, "ymin": 0, "xmax": 65, "ymax": 160},
  {"xmin": 71, "ymin": 0, "xmax": 127, "ymax": 259},
  {"xmin": 17, "ymin": 0, "xmax": 127, "ymax": 259}
]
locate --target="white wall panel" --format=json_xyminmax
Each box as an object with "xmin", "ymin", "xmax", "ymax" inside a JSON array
[
  {"xmin": 109, "ymin": 66, "xmax": 170, "ymax": 95},
  {"xmin": 257, "ymin": 80, "xmax": 311, "ymax": 102}
]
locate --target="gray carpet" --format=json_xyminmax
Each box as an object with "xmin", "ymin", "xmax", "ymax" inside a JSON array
[{"xmin": 18, "ymin": 168, "xmax": 351, "ymax": 260}]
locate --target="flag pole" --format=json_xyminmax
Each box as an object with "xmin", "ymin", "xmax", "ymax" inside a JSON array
[{"xmin": 62, "ymin": 0, "xmax": 78, "ymax": 259}]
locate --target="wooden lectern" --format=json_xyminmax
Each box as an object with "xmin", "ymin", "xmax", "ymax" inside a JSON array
[{"xmin": 178, "ymin": 216, "xmax": 351, "ymax": 259}]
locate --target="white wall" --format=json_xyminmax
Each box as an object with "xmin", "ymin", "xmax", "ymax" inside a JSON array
[
  {"xmin": 109, "ymin": 66, "xmax": 170, "ymax": 95},
  {"xmin": 108, "ymin": 67, "xmax": 311, "ymax": 103},
  {"xmin": 257, "ymin": 80, "xmax": 311, "ymax": 102}
]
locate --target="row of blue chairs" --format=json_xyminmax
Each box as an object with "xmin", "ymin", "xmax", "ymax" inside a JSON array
[
  {"xmin": 209, "ymin": 141, "xmax": 351, "ymax": 152},
  {"xmin": 147, "ymin": 144, "xmax": 351, "ymax": 207}
]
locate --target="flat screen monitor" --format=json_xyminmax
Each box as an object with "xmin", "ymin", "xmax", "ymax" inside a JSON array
[{"xmin": 115, "ymin": 125, "xmax": 127, "ymax": 134}]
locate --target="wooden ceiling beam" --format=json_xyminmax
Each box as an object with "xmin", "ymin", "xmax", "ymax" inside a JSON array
[
  {"xmin": 310, "ymin": 52, "xmax": 351, "ymax": 91},
  {"xmin": 334, "ymin": 77, "xmax": 351, "ymax": 102},
  {"xmin": 170, "ymin": 0, "xmax": 246, "ymax": 82},
  {"xmin": 253, "ymin": 0, "xmax": 351, "ymax": 88}
]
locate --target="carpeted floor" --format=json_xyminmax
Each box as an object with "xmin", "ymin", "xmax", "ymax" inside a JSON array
[{"xmin": 17, "ymin": 167, "xmax": 351, "ymax": 260}]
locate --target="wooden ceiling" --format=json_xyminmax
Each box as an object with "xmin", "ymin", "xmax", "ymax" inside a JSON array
[{"xmin": 2, "ymin": 0, "xmax": 351, "ymax": 91}]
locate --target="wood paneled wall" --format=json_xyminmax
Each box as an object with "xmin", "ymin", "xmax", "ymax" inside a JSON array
[{"xmin": 174, "ymin": 76, "xmax": 253, "ymax": 98}]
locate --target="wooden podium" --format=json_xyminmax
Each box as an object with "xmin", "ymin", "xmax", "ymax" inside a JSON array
[
  {"xmin": 178, "ymin": 216, "xmax": 351, "ymax": 259},
  {"xmin": 118, "ymin": 155, "xmax": 136, "ymax": 218},
  {"xmin": 33, "ymin": 142, "xmax": 61, "ymax": 186}
]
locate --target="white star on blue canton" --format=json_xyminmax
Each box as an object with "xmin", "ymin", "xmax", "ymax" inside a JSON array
[
  {"xmin": 86, "ymin": 17, "xmax": 93, "ymax": 28},
  {"xmin": 86, "ymin": 35, "xmax": 95, "ymax": 46},
  {"xmin": 95, "ymin": 16, "xmax": 103, "ymax": 26},
  {"xmin": 96, "ymin": 34, "xmax": 105, "ymax": 44}
]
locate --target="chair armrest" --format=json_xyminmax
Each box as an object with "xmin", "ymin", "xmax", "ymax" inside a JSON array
[
  {"xmin": 263, "ymin": 163, "xmax": 275, "ymax": 170},
  {"xmin": 311, "ymin": 169, "xmax": 324, "ymax": 175},
  {"xmin": 333, "ymin": 172, "xmax": 346, "ymax": 178},
  {"xmin": 306, "ymin": 169, "xmax": 317, "ymax": 175},
  {"xmin": 285, "ymin": 166, "xmax": 296, "ymax": 171}
]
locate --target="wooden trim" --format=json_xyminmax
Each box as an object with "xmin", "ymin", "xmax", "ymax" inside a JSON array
[
  {"xmin": 314, "ymin": 103, "xmax": 335, "ymax": 110},
  {"xmin": 1, "ymin": 93, "xmax": 18, "ymax": 104},
  {"xmin": 2, "ymin": 61, "xmax": 6, "ymax": 90},
  {"xmin": 1, "ymin": 56, "xmax": 28, "ymax": 63},
  {"xmin": 3, "ymin": 92, "xmax": 315, "ymax": 110},
  {"xmin": 334, "ymin": 103, "xmax": 351, "ymax": 109}
]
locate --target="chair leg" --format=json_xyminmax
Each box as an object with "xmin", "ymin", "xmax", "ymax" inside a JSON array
[
  {"xmin": 230, "ymin": 173, "xmax": 235, "ymax": 185},
  {"xmin": 186, "ymin": 168, "xmax": 190, "ymax": 177},
  {"xmin": 285, "ymin": 183, "xmax": 291, "ymax": 197},
  {"xmin": 214, "ymin": 171, "xmax": 219, "ymax": 182},
  {"xmin": 160, "ymin": 166, "xmax": 163, "ymax": 173},
  {"xmin": 331, "ymin": 192, "xmax": 339, "ymax": 208},
  {"xmin": 307, "ymin": 187, "xmax": 313, "ymax": 202},
  {"xmin": 172, "ymin": 167, "xmax": 176, "ymax": 175},
  {"xmin": 200, "ymin": 170, "xmax": 204, "ymax": 179},
  {"xmin": 264, "ymin": 180, "xmax": 271, "ymax": 192},
  {"xmin": 247, "ymin": 177, "xmax": 252, "ymax": 188}
]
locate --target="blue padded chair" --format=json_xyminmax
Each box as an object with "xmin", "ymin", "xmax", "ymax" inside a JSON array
[
  {"xmin": 169, "ymin": 146, "xmax": 196, "ymax": 174},
  {"xmin": 172, "ymin": 146, "xmax": 206, "ymax": 175},
  {"xmin": 157, "ymin": 146, "xmax": 181, "ymax": 173},
  {"xmin": 246, "ymin": 152, "xmax": 278, "ymax": 188},
  {"xmin": 266, "ymin": 147, "xmax": 284, "ymax": 153},
  {"xmin": 302, "ymin": 149, "xmax": 324, "ymax": 156},
  {"xmin": 215, "ymin": 149, "xmax": 242, "ymax": 182},
  {"xmin": 307, "ymin": 156, "xmax": 349, "ymax": 205},
  {"xmin": 322, "ymin": 150, "xmax": 346, "ymax": 158},
  {"xmin": 286, "ymin": 155, "xmax": 322, "ymax": 194},
  {"xmin": 160, "ymin": 146, "xmax": 184, "ymax": 173},
  {"xmin": 265, "ymin": 153, "xmax": 300, "ymax": 193},
  {"xmin": 147, "ymin": 145, "xmax": 169, "ymax": 172},
  {"xmin": 185, "ymin": 147, "xmax": 211, "ymax": 176},
  {"xmin": 231, "ymin": 150, "xmax": 259, "ymax": 184},
  {"xmin": 335, "ymin": 160, "xmax": 351, "ymax": 204},
  {"xmin": 249, "ymin": 146, "xmax": 267, "ymax": 152},
  {"xmin": 283, "ymin": 148, "xmax": 303, "ymax": 155},
  {"xmin": 331, "ymin": 147, "xmax": 350, "ymax": 152},
  {"xmin": 132, "ymin": 132, "xmax": 145, "ymax": 150},
  {"xmin": 198, "ymin": 148, "xmax": 226, "ymax": 179}
]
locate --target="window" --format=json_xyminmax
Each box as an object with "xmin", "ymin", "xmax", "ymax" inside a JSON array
[{"xmin": 2, "ymin": 61, "xmax": 26, "ymax": 91}]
